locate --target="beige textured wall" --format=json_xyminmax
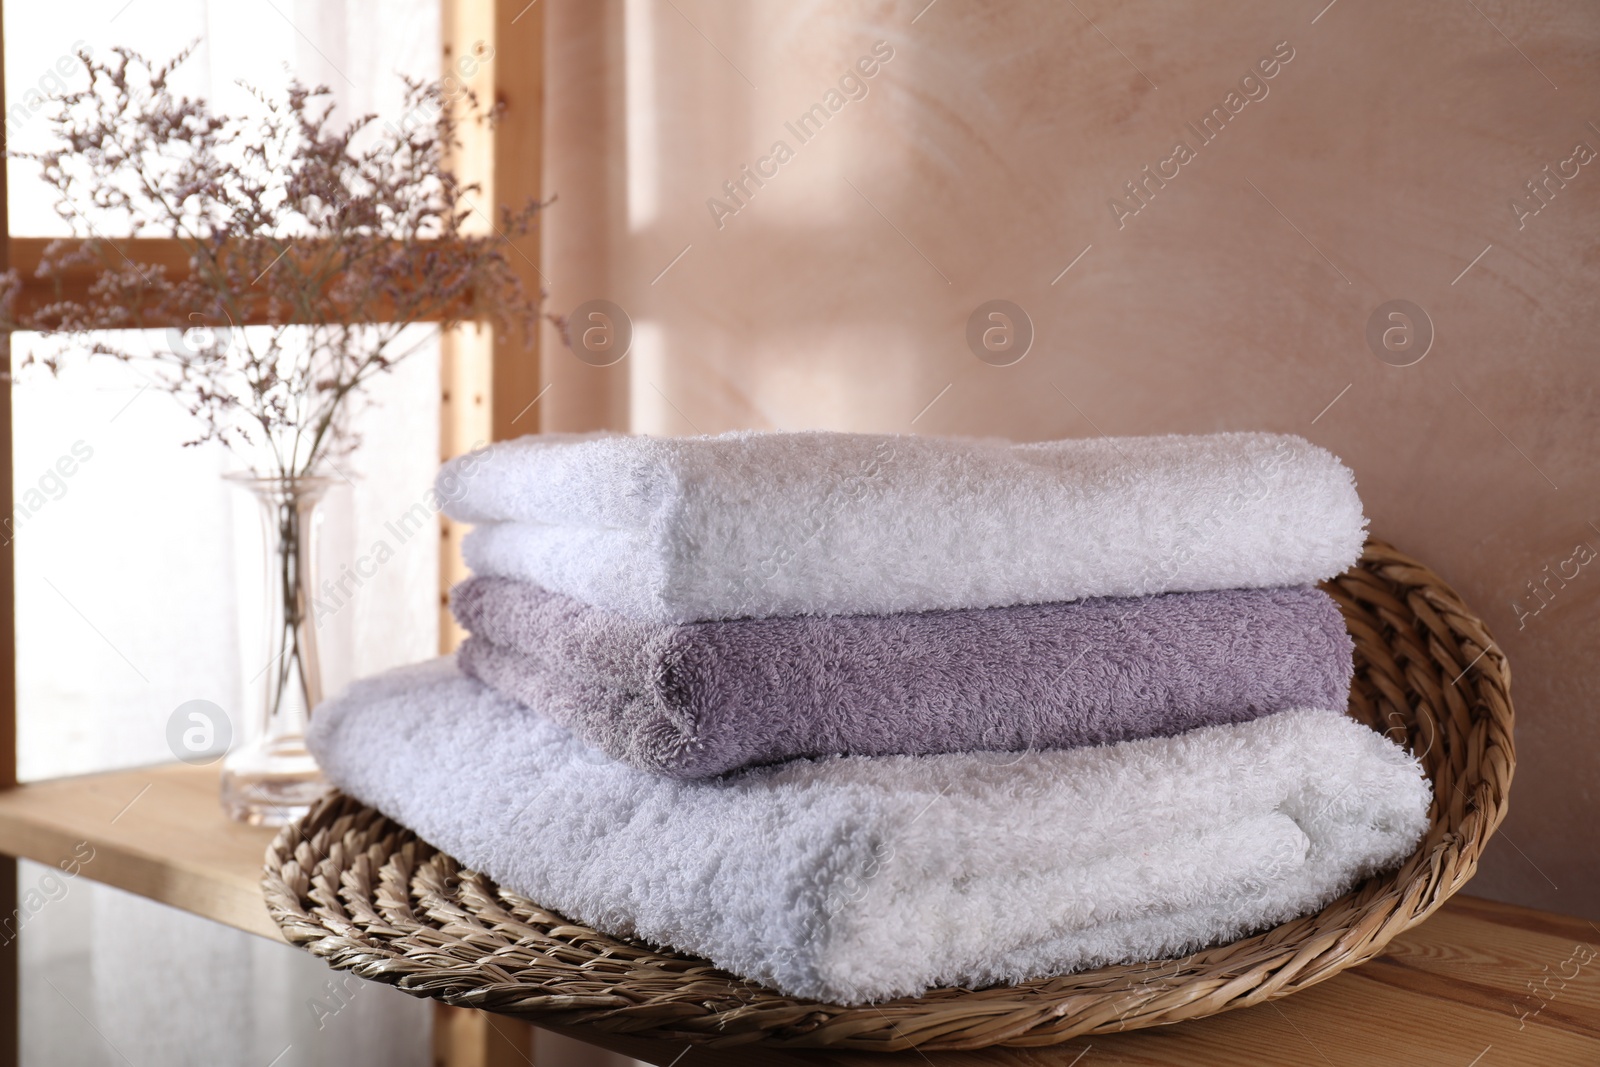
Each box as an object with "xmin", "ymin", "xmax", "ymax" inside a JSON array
[{"xmin": 538, "ymin": 0, "xmax": 1600, "ymax": 920}]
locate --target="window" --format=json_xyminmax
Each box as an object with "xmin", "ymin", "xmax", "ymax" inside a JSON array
[{"xmin": 5, "ymin": 2, "xmax": 447, "ymax": 780}]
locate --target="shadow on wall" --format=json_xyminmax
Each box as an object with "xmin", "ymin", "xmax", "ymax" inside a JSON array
[{"xmin": 539, "ymin": 0, "xmax": 1600, "ymax": 921}]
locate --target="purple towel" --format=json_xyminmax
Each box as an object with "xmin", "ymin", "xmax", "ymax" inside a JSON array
[{"xmin": 452, "ymin": 578, "xmax": 1354, "ymax": 778}]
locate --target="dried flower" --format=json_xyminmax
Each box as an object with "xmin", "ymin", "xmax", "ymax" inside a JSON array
[{"xmin": 1, "ymin": 45, "xmax": 545, "ymax": 479}]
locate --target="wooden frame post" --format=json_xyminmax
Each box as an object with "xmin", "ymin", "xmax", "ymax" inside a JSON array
[
  {"xmin": 487, "ymin": 0, "xmax": 547, "ymax": 443},
  {"xmin": 436, "ymin": 1, "xmax": 547, "ymax": 1060}
]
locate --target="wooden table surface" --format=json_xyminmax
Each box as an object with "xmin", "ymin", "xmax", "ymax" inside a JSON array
[{"xmin": 1, "ymin": 763, "xmax": 1595, "ymax": 1066}]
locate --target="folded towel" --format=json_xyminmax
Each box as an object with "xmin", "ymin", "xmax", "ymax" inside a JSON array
[
  {"xmin": 439, "ymin": 430, "xmax": 1366, "ymax": 623},
  {"xmin": 307, "ymin": 659, "xmax": 1430, "ymax": 1004},
  {"xmin": 452, "ymin": 578, "xmax": 1355, "ymax": 777}
]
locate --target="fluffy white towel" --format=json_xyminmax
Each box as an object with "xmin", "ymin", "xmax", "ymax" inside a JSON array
[
  {"xmin": 307, "ymin": 660, "xmax": 1429, "ymax": 1004},
  {"xmin": 439, "ymin": 430, "xmax": 1366, "ymax": 623}
]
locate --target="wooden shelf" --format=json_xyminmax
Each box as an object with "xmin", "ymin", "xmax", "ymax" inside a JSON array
[
  {"xmin": 0, "ymin": 762, "xmax": 281, "ymax": 941},
  {"xmin": 1, "ymin": 763, "xmax": 1596, "ymax": 1065}
]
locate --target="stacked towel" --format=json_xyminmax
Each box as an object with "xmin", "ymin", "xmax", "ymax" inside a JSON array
[
  {"xmin": 452, "ymin": 579, "xmax": 1355, "ymax": 777},
  {"xmin": 310, "ymin": 429, "xmax": 1428, "ymax": 1005},
  {"xmin": 310, "ymin": 660, "xmax": 1431, "ymax": 1004},
  {"xmin": 439, "ymin": 430, "xmax": 1366, "ymax": 622}
]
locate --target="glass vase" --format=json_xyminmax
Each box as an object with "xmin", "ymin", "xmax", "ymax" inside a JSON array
[{"xmin": 220, "ymin": 473, "xmax": 336, "ymax": 825}]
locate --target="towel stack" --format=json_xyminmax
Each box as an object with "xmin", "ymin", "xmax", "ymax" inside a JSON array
[{"xmin": 308, "ymin": 430, "xmax": 1432, "ymax": 1005}]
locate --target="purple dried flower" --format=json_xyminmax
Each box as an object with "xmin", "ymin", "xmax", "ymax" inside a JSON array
[{"xmin": 1, "ymin": 46, "xmax": 546, "ymax": 479}]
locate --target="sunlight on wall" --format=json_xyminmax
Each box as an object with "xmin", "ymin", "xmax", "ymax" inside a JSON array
[
  {"xmin": 625, "ymin": 319, "xmax": 673, "ymax": 433},
  {"xmin": 624, "ymin": 0, "xmax": 659, "ymax": 231}
]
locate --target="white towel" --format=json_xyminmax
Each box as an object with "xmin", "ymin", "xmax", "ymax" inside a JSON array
[
  {"xmin": 439, "ymin": 430, "xmax": 1366, "ymax": 623},
  {"xmin": 307, "ymin": 660, "xmax": 1429, "ymax": 1005}
]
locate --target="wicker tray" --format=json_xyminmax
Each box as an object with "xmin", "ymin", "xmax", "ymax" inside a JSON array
[{"xmin": 262, "ymin": 539, "xmax": 1513, "ymax": 1051}]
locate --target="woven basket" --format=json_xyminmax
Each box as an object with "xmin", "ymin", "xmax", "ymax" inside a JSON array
[{"xmin": 262, "ymin": 539, "xmax": 1513, "ymax": 1051}]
